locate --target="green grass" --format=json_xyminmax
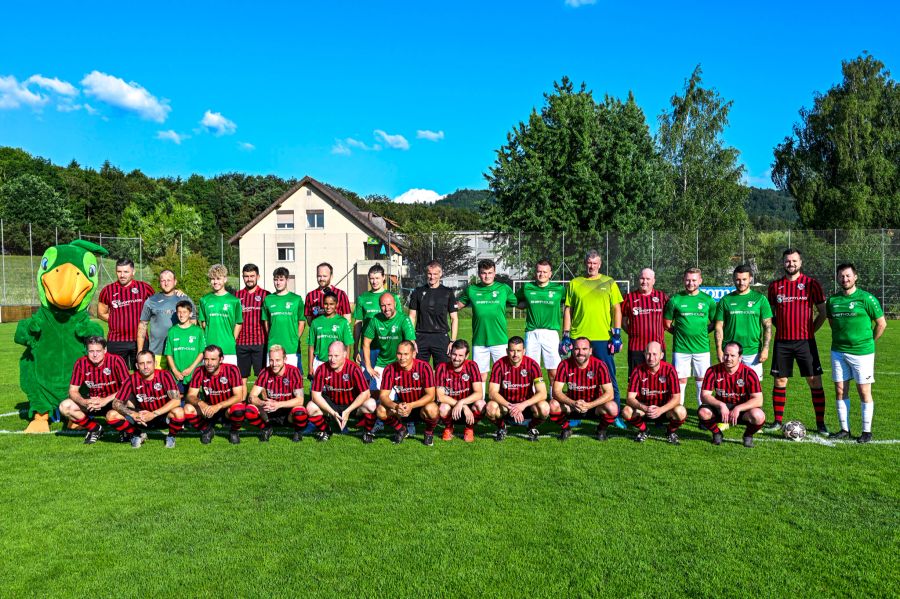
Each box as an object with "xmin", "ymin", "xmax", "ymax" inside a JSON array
[{"xmin": 0, "ymin": 318, "xmax": 897, "ymax": 597}]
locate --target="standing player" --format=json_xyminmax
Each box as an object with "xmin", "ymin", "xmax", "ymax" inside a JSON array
[
  {"xmin": 246, "ymin": 345, "xmax": 309, "ymax": 442},
  {"xmin": 664, "ymin": 268, "xmax": 716, "ymax": 407},
  {"xmin": 362, "ymin": 294, "xmax": 416, "ymax": 385},
  {"xmin": 561, "ymin": 250, "xmax": 624, "ymax": 425},
  {"xmin": 516, "ymin": 260, "xmax": 565, "ymax": 388},
  {"xmin": 59, "ymin": 336, "xmax": 131, "ymax": 444},
  {"xmin": 235, "ymin": 264, "xmax": 270, "ymax": 385},
  {"xmin": 262, "ymin": 267, "xmax": 305, "ymax": 367},
  {"xmin": 699, "ymin": 342, "xmax": 766, "ymax": 447},
  {"xmin": 198, "ymin": 264, "xmax": 243, "ymax": 368},
  {"xmin": 485, "ymin": 336, "xmax": 549, "ymax": 442},
  {"xmin": 98, "ymin": 258, "xmax": 155, "ymax": 367},
  {"xmin": 376, "ymin": 341, "xmax": 438, "ymax": 445},
  {"xmin": 435, "ymin": 340, "xmax": 484, "ymax": 442},
  {"xmin": 767, "ymin": 249, "xmax": 829, "ymax": 433},
  {"xmin": 826, "ymin": 263, "xmax": 886, "ymax": 443},
  {"xmin": 457, "ymin": 259, "xmax": 517, "ymax": 385},
  {"xmin": 408, "ymin": 260, "xmax": 459, "ymax": 367},
  {"xmin": 714, "ymin": 265, "xmax": 773, "ymax": 380},
  {"xmin": 308, "ymin": 341, "xmax": 375, "ymax": 442},
  {"xmin": 353, "ymin": 264, "xmax": 400, "ymax": 381},
  {"xmin": 137, "ymin": 269, "xmax": 192, "ymax": 368},
  {"xmin": 307, "ymin": 292, "xmax": 354, "ymax": 375},
  {"xmin": 622, "ymin": 341, "xmax": 685, "ymax": 445},
  {"xmin": 184, "ymin": 345, "xmax": 246, "ymax": 445},
  {"xmin": 305, "ymin": 262, "xmax": 352, "ymax": 323},
  {"xmin": 109, "ymin": 350, "xmax": 184, "ymax": 448},
  {"xmin": 621, "ymin": 268, "xmax": 669, "ymax": 376},
  {"xmin": 164, "ymin": 300, "xmax": 205, "ymax": 393},
  {"xmin": 550, "ymin": 337, "xmax": 618, "ymax": 442}
]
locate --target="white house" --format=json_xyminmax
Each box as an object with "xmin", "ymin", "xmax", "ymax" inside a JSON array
[{"xmin": 229, "ymin": 176, "xmax": 403, "ymax": 298}]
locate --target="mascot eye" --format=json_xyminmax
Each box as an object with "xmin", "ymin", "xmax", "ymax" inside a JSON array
[
  {"xmin": 89, "ymin": 265, "xmax": 97, "ymax": 277},
  {"xmin": 41, "ymin": 257, "xmax": 49, "ymax": 270}
]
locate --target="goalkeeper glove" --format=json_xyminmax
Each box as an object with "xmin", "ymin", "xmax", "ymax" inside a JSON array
[
  {"xmin": 558, "ymin": 332, "xmax": 573, "ymax": 358},
  {"xmin": 608, "ymin": 328, "xmax": 623, "ymax": 354}
]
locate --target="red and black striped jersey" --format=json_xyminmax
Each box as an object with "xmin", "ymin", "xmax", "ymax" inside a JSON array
[
  {"xmin": 435, "ymin": 360, "xmax": 481, "ymax": 399},
  {"xmin": 767, "ymin": 274, "xmax": 825, "ymax": 341},
  {"xmin": 556, "ymin": 356, "xmax": 611, "ymax": 402},
  {"xmin": 70, "ymin": 353, "xmax": 130, "ymax": 398},
  {"xmin": 235, "ymin": 287, "xmax": 269, "ymax": 346},
  {"xmin": 188, "ymin": 363, "xmax": 243, "ymax": 405},
  {"xmin": 701, "ymin": 362, "xmax": 762, "ymax": 405},
  {"xmin": 99, "ymin": 280, "xmax": 155, "ymax": 342},
  {"xmin": 312, "ymin": 360, "xmax": 368, "ymax": 406},
  {"xmin": 304, "ymin": 286, "xmax": 351, "ymax": 321},
  {"xmin": 489, "ymin": 355, "xmax": 543, "ymax": 404},
  {"xmin": 621, "ymin": 290, "xmax": 669, "ymax": 351},
  {"xmin": 627, "ymin": 361, "xmax": 679, "ymax": 406},
  {"xmin": 117, "ymin": 369, "xmax": 178, "ymax": 412},
  {"xmin": 256, "ymin": 363, "xmax": 305, "ymax": 401},
  {"xmin": 380, "ymin": 359, "xmax": 435, "ymax": 404}
]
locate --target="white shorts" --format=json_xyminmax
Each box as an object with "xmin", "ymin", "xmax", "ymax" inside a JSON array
[
  {"xmin": 525, "ymin": 329, "xmax": 561, "ymax": 370},
  {"xmin": 673, "ymin": 352, "xmax": 711, "ymax": 379},
  {"xmin": 831, "ymin": 351, "xmax": 875, "ymax": 384},
  {"xmin": 223, "ymin": 354, "xmax": 238, "ymax": 366},
  {"xmin": 741, "ymin": 353, "xmax": 763, "ymax": 380},
  {"xmin": 312, "ymin": 357, "xmax": 325, "ymax": 374},
  {"xmin": 473, "ymin": 345, "xmax": 507, "ymax": 374},
  {"xmin": 266, "ymin": 353, "xmax": 299, "ymax": 368}
]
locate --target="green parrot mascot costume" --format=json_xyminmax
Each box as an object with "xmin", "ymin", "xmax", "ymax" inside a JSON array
[{"xmin": 14, "ymin": 240, "xmax": 109, "ymax": 433}]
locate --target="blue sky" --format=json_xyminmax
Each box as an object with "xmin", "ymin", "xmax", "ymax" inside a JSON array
[{"xmin": 1, "ymin": 1, "xmax": 897, "ymax": 200}]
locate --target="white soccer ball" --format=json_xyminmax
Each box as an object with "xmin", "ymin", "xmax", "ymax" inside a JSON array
[{"xmin": 782, "ymin": 420, "xmax": 807, "ymax": 441}]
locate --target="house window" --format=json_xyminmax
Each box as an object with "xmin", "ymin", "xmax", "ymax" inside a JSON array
[
  {"xmin": 277, "ymin": 243, "xmax": 295, "ymax": 262},
  {"xmin": 307, "ymin": 210, "xmax": 324, "ymax": 229},
  {"xmin": 276, "ymin": 210, "xmax": 294, "ymax": 230}
]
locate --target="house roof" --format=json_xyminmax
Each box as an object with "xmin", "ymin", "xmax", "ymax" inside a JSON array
[{"xmin": 228, "ymin": 175, "xmax": 397, "ymax": 246}]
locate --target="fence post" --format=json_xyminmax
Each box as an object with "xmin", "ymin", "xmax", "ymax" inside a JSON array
[
  {"xmin": 605, "ymin": 231, "xmax": 609, "ymax": 275},
  {"xmin": 98, "ymin": 233, "xmax": 103, "ymax": 294},
  {"xmin": 55, "ymin": 226, "xmax": 58, "ymax": 246},
  {"xmin": 29, "ymin": 223, "xmax": 35, "ymax": 305},
  {"xmin": 430, "ymin": 232, "xmax": 434, "ymax": 261},
  {"xmin": 139, "ymin": 236, "xmax": 144, "ymax": 282},
  {"xmin": 561, "ymin": 232, "xmax": 566, "ymax": 278},
  {"xmin": 833, "ymin": 229, "xmax": 837, "ymax": 293},
  {"xmin": 741, "ymin": 228, "xmax": 745, "ymax": 264},
  {"xmin": 651, "ymin": 230, "xmax": 655, "ymax": 270},
  {"xmin": 220, "ymin": 234, "xmax": 224, "ymax": 267},
  {"xmin": 882, "ymin": 229, "xmax": 886, "ymax": 307},
  {"xmin": 1, "ymin": 219, "xmax": 5, "ymax": 306},
  {"xmin": 180, "ymin": 233, "xmax": 184, "ymax": 278},
  {"xmin": 518, "ymin": 230, "xmax": 522, "ymax": 277},
  {"xmin": 387, "ymin": 230, "xmax": 392, "ymax": 292},
  {"xmin": 788, "ymin": 229, "xmax": 791, "ymax": 248},
  {"xmin": 695, "ymin": 229, "xmax": 699, "ymax": 268}
]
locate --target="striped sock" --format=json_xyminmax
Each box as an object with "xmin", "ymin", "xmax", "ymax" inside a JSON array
[
  {"xmin": 699, "ymin": 417, "xmax": 721, "ymax": 435},
  {"xmin": 227, "ymin": 404, "xmax": 246, "ymax": 431},
  {"xmin": 385, "ymin": 416, "xmax": 404, "ymax": 432},
  {"xmin": 811, "ymin": 387, "xmax": 826, "ymax": 427},
  {"xmin": 290, "ymin": 407, "xmax": 309, "ymax": 430},
  {"xmin": 168, "ymin": 416, "xmax": 184, "ymax": 436},
  {"xmin": 424, "ymin": 418, "xmax": 438, "ymax": 435},
  {"xmin": 243, "ymin": 405, "xmax": 266, "ymax": 429},
  {"xmin": 361, "ymin": 413, "xmax": 377, "ymax": 432},
  {"xmin": 309, "ymin": 414, "xmax": 328, "ymax": 432},
  {"xmin": 772, "ymin": 386, "xmax": 787, "ymax": 423},
  {"xmin": 109, "ymin": 418, "xmax": 136, "ymax": 435},
  {"xmin": 626, "ymin": 414, "xmax": 646, "ymax": 432},
  {"xmin": 667, "ymin": 419, "xmax": 685, "ymax": 434},
  {"xmin": 72, "ymin": 415, "xmax": 99, "ymax": 432}
]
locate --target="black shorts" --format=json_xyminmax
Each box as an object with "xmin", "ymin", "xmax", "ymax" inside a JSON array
[
  {"xmin": 503, "ymin": 403, "xmax": 543, "ymax": 424},
  {"xmin": 257, "ymin": 407, "xmax": 295, "ymax": 427},
  {"xmin": 770, "ymin": 339, "xmax": 823, "ymax": 378},
  {"xmin": 319, "ymin": 396, "xmax": 357, "ymax": 416},
  {"xmin": 108, "ymin": 341, "xmax": 137, "ymax": 369},
  {"xmin": 703, "ymin": 403, "xmax": 754, "ymax": 423},
  {"xmin": 416, "ymin": 332, "xmax": 451, "ymax": 366},
  {"xmin": 236, "ymin": 344, "xmax": 266, "ymax": 378},
  {"xmin": 137, "ymin": 414, "xmax": 170, "ymax": 430}
]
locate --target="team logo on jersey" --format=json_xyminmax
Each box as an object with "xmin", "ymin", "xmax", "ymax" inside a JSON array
[
  {"xmin": 548, "ymin": 291, "xmax": 555, "ymax": 298},
  {"xmin": 659, "ymin": 376, "xmax": 667, "ymax": 383},
  {"xmin": 641, "ymin": 388, "xmax": 648, "ymax": 396},
  {"xmin": 502, "ymin": 381, "xmax": 509, "ymax": 389},
  {"xmin": 131, "ymin": 287, "xmax": 138, "ymax": 294},
  {"xmin": 203, "ymin": 387, "xmax": 211, "ymax": 395},
  {"xmin": 103, "ymin": 367, "xmax": 111, "ymax": 375},
  {"xmin": 282, "ymin": 377, "xmax": 290, "ymax": 385},
  {"xmin": 632, "ymin": 307, "xmax": 640, "ymax": 316},
  {"xmin": 461, "ymin": 374, "xmax": 470, "ymax": 382},
  {"xmin": 255, "ymin": 296, "xmax": 261, "ymax": 301},
  {"xmin": 797, "ymin": 283, "xmax": 805, "ymax": 290},
  {"xmin": 412, "ymin": 372, "xmax": 420, "ymax": 381},
  {"xmin": 189, "ymin": 336, "xmax": 197, "ymax": 343},
  {"xmin": 652, "ymin": 296, "xmax": 659, "ymax": 303},
  {"xmin": 219, "ymin": 376, "xmax": 228, "ymax": 384},
  {"xmin": 736, "ymin": 378, "xmax": 744, "ymax": 387},
  {"xmin": 153, "ymin": 382, "xmax": 163, "ymax": 391},
  {"xmin": 342, "ymin": 374, "xmax": 350, "ymax": 381},
  {"xmin": 286, "ymin": 302, "xmax": 292, "ymax": 309},
  {"xmin": 697, "ymin": 302, "xmax": 704, "ymax": 310},
  {"xmin": 586, "ymin": 371, "xmax": 593, "ymax": 379},
  {"xmin": 331, "ymin": 325, "xmax": 338, "ymax": 332},
  {"xmin": 747, "ymin": 301, "xmax": 755, "ymax": 307},
  {"xmin": 391, "ymin": 325, "xmax": 397, "ymax": 333},
  {"xmin": 520, "ymin": 369, "xmax": 527, "ymax": 377},
  {"xmin": 776, "ymin": 295, "xmax": 784, "ymax": 303},
  {"xmin": 848, "ymin": 302, "xmax": 856, "ymax": 309}
]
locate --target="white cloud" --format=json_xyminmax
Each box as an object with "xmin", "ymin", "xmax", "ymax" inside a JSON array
[
  {"xmin": 742, "ymin": 167, "xmax": 775, "ymax": 188},
  {"xmin": 0, "ymin": 75, "xmax": 48, "ymax": 109},
  {"xmin": 83, "ymin": 103, "xmax": 98, "ymax": 116},
  {"xmin": 81, "ymin": 71, "xmax": 170, "ymax": 122},
  {"xmin": 565, "ymin": 0, "xmax": 596, "ymax": 6},
  {"xmin": 374, "ymin": 129, "xmax": 410, "ymax": 150},
  {"xmin": 200, "ymin": 110, "xmax": 237, "ymax": 135},
  {"xmin": 238, "ymin": 141, "xmax": 255, "ymax": 151},
  {"xmin": 416, "ymin": 129, "xmax": 445, "ymax": 142},
  {"xmin": 331, "ymin": 140, "xmax": 352, "ymax": 156},
  {"xmin": 156, "ymin": 130, "xmax": 188, "ymax": 144},
  {"xmin": 394, "ymin": 188, "xmax": 445, "ymax": 204},
  {"xmin": 56, "ymin": 102, "xmax": 82, "ymax": 112},
  {"xmin": 346, "ymin": 137, "xmax": 379, "ymax": 151},
  {"xmin": 26, "ymin": 74, "xmax": 77, "ymax": 96}
]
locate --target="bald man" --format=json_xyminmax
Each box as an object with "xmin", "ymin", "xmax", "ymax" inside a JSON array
[{"xmin": 621, "ymin": 268, "xmax": 669, "ymax": 377}]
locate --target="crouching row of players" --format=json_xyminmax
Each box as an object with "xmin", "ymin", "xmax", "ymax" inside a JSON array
[{"xmin": 60, "ymin": 332, "xmax": 766, "ymax": 448}]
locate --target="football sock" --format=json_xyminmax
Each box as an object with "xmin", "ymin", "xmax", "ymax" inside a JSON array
[
  {"xmin": 361, "ymin": 413, "xmax": 377, "ymax": 432},
  {"xmin": 385, "ymin": 416, "xmax": 405, "ymax": 432},
  {"xmin": 168, "ymin": 415, "xmax": 184, "ymax": 436},
  {"xmin": 836, "ymin": 397, "xmax": 850, "ymax": 431},
  {"xmin": 679, "ymin": 382, "xmax": 687, "ymax": 406},
  {"xmin": 72, "ymin": 415, "xmax": 99, "ymax": 432},
  {"xmin": 291, "ymin": 407, "xmax": 309, "ymax": 429},
  {"xmin": 549, "ymin": 411, "xmax": 568, "ymax": 429},
  {"xmin": 667, "ymin": 418, "xmax": 685, "ymax": 434},
  {"xmin": 184, "ymin": 412, "xmax": 203, "ymax": 429},
  {"xmin": 861, "ymin": 401, "xmax": 873, "ymax": 433},
  {"xmin": 744, "ymin": 421, "xmax": 763, "ymax": 437},
  {"xmin": 528, "ymin": 417, "xmax": 545, "ymax": 429},
  {"xmin": 811, "ymin": 387, "xmax": 826, "ymax": 427},
  {"xmin": 423, "ymin": 417, "xmax": 438, "ymax": 435},
  {"xmin": 598, "ymin": 413, "xmax": 617, "ymax": 430},
  {"xmin": 472, "ymin": 409, "xmax": 483, "ymax": 424},
  {"xmin": 227, "ymin": 404, "xmax": 246, "ymax": 431},
  {"xmin": 699, "ymin": 417, "xmax": 721, "ymax": 435},
  {"xmin": 243, "ymin": 405, "xmax": 266, "ymax": 429},
  {"xmin": 772, "ymin": 386, "xmax": 787, "ymax": 423},
  {"xmin": 495, "ymin": 419, "xmax": 507, "ymax": 430},
  {"xmin": 309, "ymin": 414, "xmax": 328, "ymax": 432},
  {"xmin": 109, "ymin": 418, "xmax": 136, "ymax": 435},
  {"xmin": 626, "ymin": 414, "xmax": 647, "ymax": 432},
  {"xmin": 696, "ymin": 381, "xmax": 703, "ymax": 407},
  {"xmin": 441, "ymin": 414, "xmax": 454, "ymax": 429}
]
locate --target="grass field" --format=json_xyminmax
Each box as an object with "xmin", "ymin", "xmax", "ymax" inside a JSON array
[{"xmin": 0, "ymin": 317, "xmax": 897, "ymax": 597}]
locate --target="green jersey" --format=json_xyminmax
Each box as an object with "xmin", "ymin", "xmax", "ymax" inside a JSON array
[
  {"xmin": 353, "ymin": 290, "xmax": 401, "ymax": 332},
  {"xmin": 564, "ymin": 276, "xmax": 623, "ymax": 340},
  {"xmin": 308, "ymin": 314, "xmax": 354, "ymax": 362},
  {"xmin": 664, "ymin": 291, "xmax": 716, "ymax": 354},
  {"xmin": 827, "ymin": 289, "xmax": 883, "ymax": 355},
  {"xmin": 262, "ymin": 292, "xmax": 304, "ymax": 353},
  {"xmin": 457, "ymin": 282, "xmax": 517, "ymax": 346},
  {"xmin": 198, "ymin": 292, "xmax": 243, "ymax": 355},
  {"xmin": 715, "ymin": 289, "xmax": 773, "ymax": 354},
  {"xmin": 363, "ymin": 311, "xmax": 416, "ymax": 367},
  {"xmin": 164, "ymin": 324, "xmax": 205, "ymax": 383},
  {"xmin": 516, "ymin": 282, "xmax": 565, "ymax": 332}
]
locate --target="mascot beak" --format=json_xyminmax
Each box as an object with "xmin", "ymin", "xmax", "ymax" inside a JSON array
[{"xmin": 42, "ymin": 263, "xmax": 93, "ymax": 310}]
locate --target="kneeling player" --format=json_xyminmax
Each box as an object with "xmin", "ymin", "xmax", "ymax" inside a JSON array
[
  {"xmin": 486, "ymin": 336, "xmax": 549, "ymax": 442},
  {"xmin": 109, "ymin": 350, "xmax": 184, "ymax": 448},
  {"xmin": 622, "ymin": 341, "xmax": 685, "ymax": 445},
  {"xmin": 308, "ymin": 341, "xmax": 374, "ymax": 443},
  {"xmin": 550, "ymin": 337, "xmax": 618, "ymax": 442},
  {"xmin": 376, "ymin": 341, "xmax": 438, "ymax": 445},
  {"xmin": 435, "ymin": 340, "xmax": 484, "ymax": 442},
  {"xmin": 246, "ymin": 345, "xmax": 309, "ymax": 442},
  {"xmin": 185, "ymin": 345, "xmax": 247, "ymax": 445},
  {"xmin": 699, "ymin": 341, "xmax": 766, "ymax": 447}
]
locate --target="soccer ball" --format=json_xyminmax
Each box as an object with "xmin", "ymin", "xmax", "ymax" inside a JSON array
[{"xmin": 782, "ymin": 420, "xmax": 807, "ymax": 441}]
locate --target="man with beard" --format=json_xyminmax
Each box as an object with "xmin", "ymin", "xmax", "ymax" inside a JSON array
[
  {"xmin": 376, "ymin": 341, "xmax": 438, "ymax": 446},
  {"xmin": 550, "ymin": 337, "xmax": 618, "ymax": 441},
  {"xmin": 699, "ymin": 342, "xmax": 766, "ymax": 447},
  {"xmin": 435, "ymin": 340, "xmax": 484, "ymax": 443},
  {"xmin": 184, "ymin": 345, "xmax": 246, "ymax": 445},
  {"xmin": 485, "ymin": 336, "xmax": 549, "ymax": 442},
  {"xmin": 109, "ymin": 350, "xmax": 184, "ymax": 448}
]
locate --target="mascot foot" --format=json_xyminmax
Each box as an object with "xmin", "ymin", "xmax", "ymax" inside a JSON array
[{"xmin": 24, "ymin": 412, "xmax": 51, "ymax": 434}]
